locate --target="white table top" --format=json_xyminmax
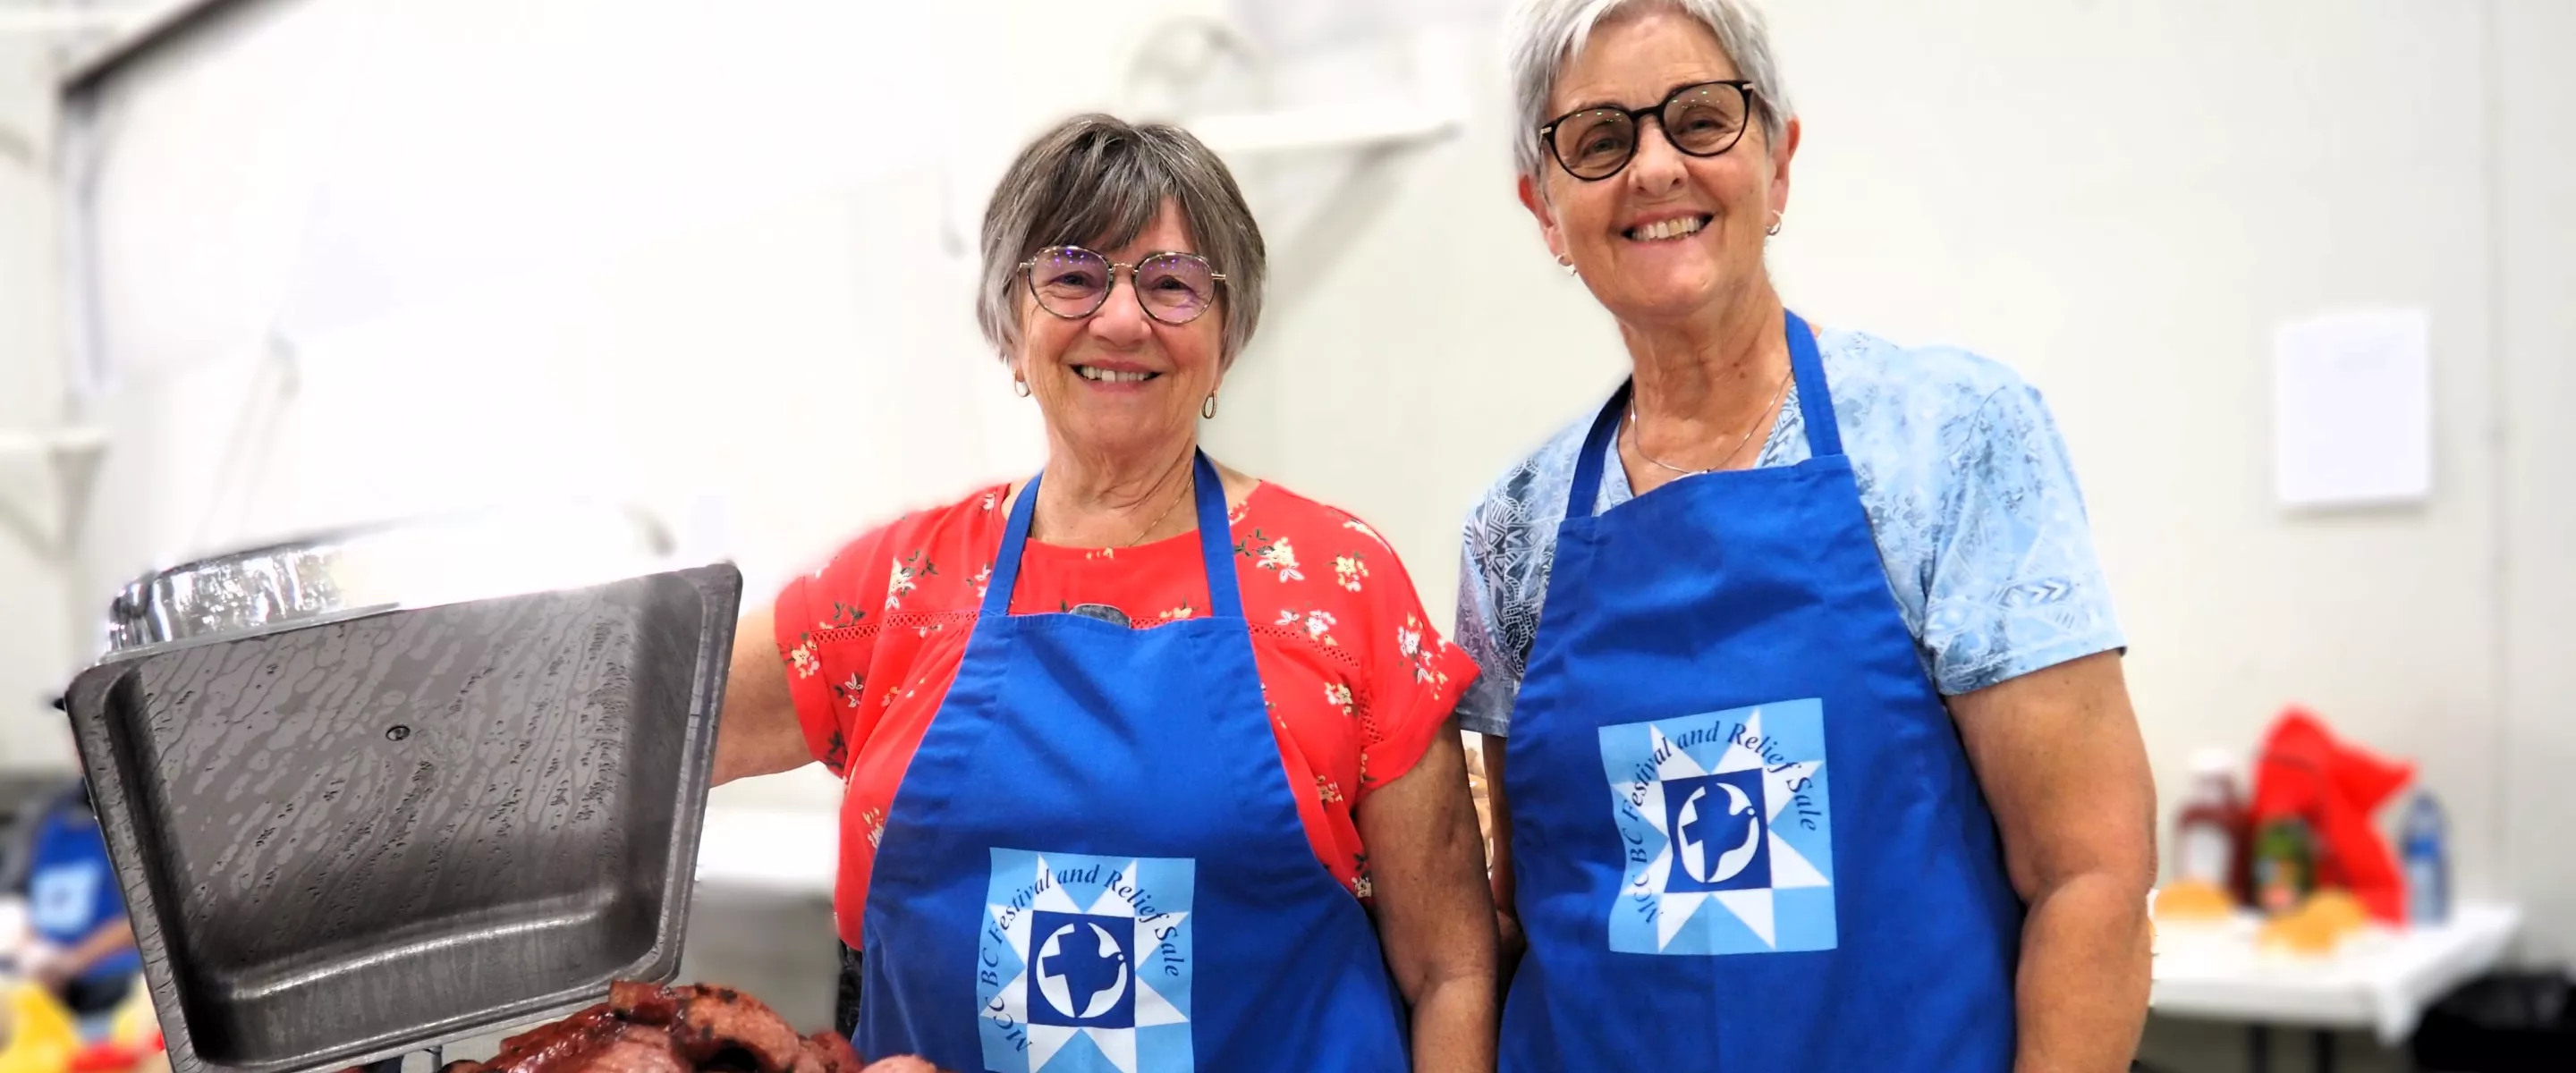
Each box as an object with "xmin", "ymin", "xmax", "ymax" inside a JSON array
[
  {"xmin": 2149, "ymin": 901, "xmax": 2521, "ymax": 1044},
  {"xmin": 691, "ymin": 807, "xmax": 837, "ymax": 896}
]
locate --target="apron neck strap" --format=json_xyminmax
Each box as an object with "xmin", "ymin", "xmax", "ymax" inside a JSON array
[
  {"xmin": 1567, "ymin": 308, "xmax": 1838, "ymax": 516},
  {"xmin": 1782, "ymin": 309, "xmax": 1839, "ymax": 458},
  {"xmin": 984, "ymin": 450, "xmax": 1244, "ymax": 621}
]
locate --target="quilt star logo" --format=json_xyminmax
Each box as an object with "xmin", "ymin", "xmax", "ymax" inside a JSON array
[
  {"xmin": 979, "ymin": 849, "xmax": 1193, "ymax": 1073},
  {"xmin": 1599, "ymin": 698, "xmax": 1836, "ymax": 956}
]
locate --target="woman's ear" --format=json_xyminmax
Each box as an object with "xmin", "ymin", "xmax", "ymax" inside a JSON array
[
  {"xmin": 1767, "ymin": 115, "xmax": 1801, "ymax": 220},
  {"xmin": 1518, "ymin": 173, "xmax": 1569, "ymax": 265}
]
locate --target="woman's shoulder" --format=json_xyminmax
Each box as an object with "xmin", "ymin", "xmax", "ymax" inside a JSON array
[
  {"xmin": 1237, "ymin": 480, "xmax": 1403, "ymax": 557},
  {"xmin": 1233, "ymin": 482, "xmax": 1469, "ymax": 703},
  {"xmin": 1232, "ymin": 482, "xmax": 1436, "ymax": 638},
  {"xmin": 1816, "ymin": 327, "xmax": 2049, "ymax": 442},
  {"xmin": 792, "ymin": 483, "xmax": 1013, "ymax": 611},
  {"xmin": 1462, "ymin": 401, "xmax": 1606, "ymax": 548},
  {"xmin": 831, "ymin": 483, "xmax": 1010, "ymax": 559}
]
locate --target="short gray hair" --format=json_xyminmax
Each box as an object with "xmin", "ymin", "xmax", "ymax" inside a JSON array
[
  {"xmin": 1506, "ymin": 0, "xmax": 1792, "ymax": 182},
  {"xmin": 976, "ymin": 114, "xmax": 1267, "ymax": 366}
]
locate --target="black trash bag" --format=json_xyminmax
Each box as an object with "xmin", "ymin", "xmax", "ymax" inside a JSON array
[{"xmin": 2412, "ymin": 971, "xmax": 2576, "ymax": 1072}]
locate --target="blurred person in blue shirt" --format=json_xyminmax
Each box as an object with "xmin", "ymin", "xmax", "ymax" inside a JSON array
[{"xmin": 14, "ymin": 781, "xmax": 140, "ymax": 1016}]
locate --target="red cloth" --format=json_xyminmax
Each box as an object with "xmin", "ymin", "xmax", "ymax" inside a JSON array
[{"xmin": 2248, "ymin": 706, "xmax": 2415, "ymax": 922}]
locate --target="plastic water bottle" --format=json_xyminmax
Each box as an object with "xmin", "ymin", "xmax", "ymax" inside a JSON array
[{"xmin": 2402, "ymin": 791, "xmax": 2449, "ymax": 925}]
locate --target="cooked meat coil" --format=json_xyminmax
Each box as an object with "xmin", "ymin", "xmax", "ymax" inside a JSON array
[
  {"xmin": 343, "ymin": 981, "xmax": 946, "ymax": 1073},
  {"xmin": 558, "ymin": 1024, "xmax": 692, "ymax": 1073},
  {"xmin": 659, "ymin": 984, "xmax": 808, "ymax": 1073},
  {"xmin": 488, "ymin": 1006, "xmax": 623, "ymax": 1073},
  {"xmin": 799, "ymin": 1032, "xmax": 864, "ymax": 1073},
  {"xmin": 608, "ymin": 980, "xmax": 681, "ymax": 1027}
]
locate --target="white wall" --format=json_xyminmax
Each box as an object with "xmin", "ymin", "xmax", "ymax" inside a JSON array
[
  {"xmin": 34, "ymin": 0, "xmax": 2576, "ymax": 966},
  {"xmin": 0, "ymin": 35, "xmax": 77, "ymax": 772},
  {"xmin": 2497, "ymin": 0, "xmax": 2576, "ymax": 965}
]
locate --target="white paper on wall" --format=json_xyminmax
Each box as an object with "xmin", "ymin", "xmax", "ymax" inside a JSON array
[{"xmin": 2273, "ymin": 308, "xmax": 2434, "ymax": 509}]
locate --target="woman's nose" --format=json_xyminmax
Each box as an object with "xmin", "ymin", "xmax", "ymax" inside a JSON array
[
  {"xmin": 1088, "ymin": 270, "xmax": 1155, "ymax": 344},
  {"xmin": 1625, "ymin": 118, "xmax": 1690, "ymax": 197}
]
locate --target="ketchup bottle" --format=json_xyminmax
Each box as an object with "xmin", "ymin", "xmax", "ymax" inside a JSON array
[{"xmin": 2174, "ymin": 748, "xmax": 2252, "ymax": 905}]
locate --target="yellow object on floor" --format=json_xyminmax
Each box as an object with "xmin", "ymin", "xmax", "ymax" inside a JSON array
[{"xmin": 0, "ymin": 983, "xmax": 80, "ymax": 1073}]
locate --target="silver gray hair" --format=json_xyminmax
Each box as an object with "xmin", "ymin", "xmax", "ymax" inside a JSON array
[
  {"xmin": 976, "ymin": 114, "xmax": 1267, "ymax": 367},
  {"xmin": 1506, "ymin": 0, "xmax": 1792, "ymax": 182}
]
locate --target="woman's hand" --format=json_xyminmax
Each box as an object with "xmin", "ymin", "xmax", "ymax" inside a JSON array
[
  {"xmin": 1357, "ymin": 721, "xmax": 1500, "ymax": 1073},
  {"xmin": 1951, "ymin": 651, "xmax": 2156, "ymax": 1073},
  {"xmin": 711, "ymin": 608, "xmax": 817, "ymax": 785}
]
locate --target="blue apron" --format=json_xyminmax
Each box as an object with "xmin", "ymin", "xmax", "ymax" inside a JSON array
[
  {"xmin": 857, "ymin": 452, "xmax": 1409, "ymax": 1073},
  {"xmin": 1498, "ymin": 312, "xmax": 2023, "ymax": 1070},
  {"xmin": 26, "ymin": 792, "xmax": 142, "ymax": 985}
]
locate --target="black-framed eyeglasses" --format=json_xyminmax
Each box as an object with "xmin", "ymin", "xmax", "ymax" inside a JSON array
[
  {"xmin": 1020, "ymin": 245, "xmax": 1226, "ymax": 325},
  {"xmin": 1539, "ymin": 80, "xmax": 1758, "ymax": 182}
]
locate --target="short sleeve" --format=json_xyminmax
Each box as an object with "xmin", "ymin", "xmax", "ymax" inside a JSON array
[
  {"xmin": 1920, "ymin": 382, "xmax": 2127, "ymax": 694},
  {"xmin": 772, "ymin": 528, "xmax": 895, "ymax": 776},
  {"xmin": 1453, "ymin": 530, "xmax": 1520, "ymax": 738},
  {"xmin": 1352, "ymin": 553, "xmax": 1481, "ymax": 799}
]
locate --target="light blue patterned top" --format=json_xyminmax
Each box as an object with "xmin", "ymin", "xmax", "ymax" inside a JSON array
[{"xmin": 1454, "ymin": 326, "xmax": 2125, "ymax": 737}]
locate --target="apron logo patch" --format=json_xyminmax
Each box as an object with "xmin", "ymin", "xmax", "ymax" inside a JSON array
[
  {"xmin": 979, "ymin": 849, "xmax": 1194, "ymax": 1073},
  {"xmin": 1598, "ymin": 699, "xmax": 1835, "ymax": 956},
  {"xmin": 30, "ymin": 862, "xmax": 102, "ymax": 934}
]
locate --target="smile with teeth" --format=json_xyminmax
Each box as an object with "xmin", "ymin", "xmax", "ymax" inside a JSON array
[
  {"xmin": 1075, "ymin": 365, "xmax": 1158, "ymax": 383},
  {"xmin": 1625, "ymin": 215, "xmax": 1712, "ymax": 241}
]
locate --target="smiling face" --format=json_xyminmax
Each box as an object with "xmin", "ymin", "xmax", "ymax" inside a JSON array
[
  {"xmin": 1521, "ymin": 6, "xmax": 1798, "ymax": 327},
  {"xmin": 1011, "ymin": 199, "xmax": 1225, "ymax": 465}
]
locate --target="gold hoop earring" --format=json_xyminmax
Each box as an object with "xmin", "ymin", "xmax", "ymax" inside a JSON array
[
  {"xmin": 1201, "ymin": 393, "xmax": 1219, "ymax": 419},
  {"xmin": 1012, "ymin": 376, "xmax": 1031, "ymax": 398},
  {"xmin": 1766, "ymin": 210, "xmax": 1784, "ymax": 237}
]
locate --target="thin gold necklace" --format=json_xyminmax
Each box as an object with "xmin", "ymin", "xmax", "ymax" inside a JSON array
[
  {"xmin": 1626, "ymin": 368, "xmax": 1791, "ymax": 477},
  {"xmin": 1123, "ymin": 475, "xmax": 1192, "ymax": 547},
  {"xmin": 1030, "ymin": 453, "xmax": 1195, "ymax": 547}
]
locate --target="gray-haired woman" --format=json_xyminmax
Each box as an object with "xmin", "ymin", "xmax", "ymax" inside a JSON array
[
  {"xmin": 710, "ymin": 114, "xmax": 1497, "ymax": 1073},
  {"xmin": 1460, "ymin": 2, "xmax": 2154, "ymax": 1070}
]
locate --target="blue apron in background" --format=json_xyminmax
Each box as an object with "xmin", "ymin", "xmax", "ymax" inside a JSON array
[
  {"xmin": 27, "ymin": 791, "xmax": 142, "ymax": 985},
  {"xmin": 1499, "ymin": 312, "xmax": 2024, "ymax": 1069},
  {"xmin": 856, "ymin": 452, "xmax": 1408, "ymax": 1073}
]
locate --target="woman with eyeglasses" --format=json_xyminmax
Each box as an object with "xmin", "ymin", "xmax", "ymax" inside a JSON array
[
  {"xmin": 709, "ymin": 114, "xmax": 1496, "ymax": 1073},
  {"xmin": 1456, "ymin": 2, "xmax": 2155, "ymax": 1070}
]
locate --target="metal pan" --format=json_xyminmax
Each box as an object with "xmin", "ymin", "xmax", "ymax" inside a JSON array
[{"xmin": 63, "ymin": 510, "xmax": 739, "ymax": 1073}]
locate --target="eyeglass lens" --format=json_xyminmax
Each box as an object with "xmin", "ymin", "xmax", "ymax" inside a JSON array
[{"xmin": 1027, "ymin": 247, "xmax": 1219, "ymax": 324}]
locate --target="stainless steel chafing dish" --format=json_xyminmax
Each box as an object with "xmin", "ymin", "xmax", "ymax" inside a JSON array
[{"xmin": 63, "ymin": 503, "xmax": 741, "ymax": 1073}]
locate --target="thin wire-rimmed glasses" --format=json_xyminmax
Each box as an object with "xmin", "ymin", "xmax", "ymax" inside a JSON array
[
  {"xmin": 1539, "ymin": 80, "xmax": 1758, "ymax": 182},
  {"xmin": 1020, "ymin": 246, "xmax": 1227, "ymax": 325}
]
